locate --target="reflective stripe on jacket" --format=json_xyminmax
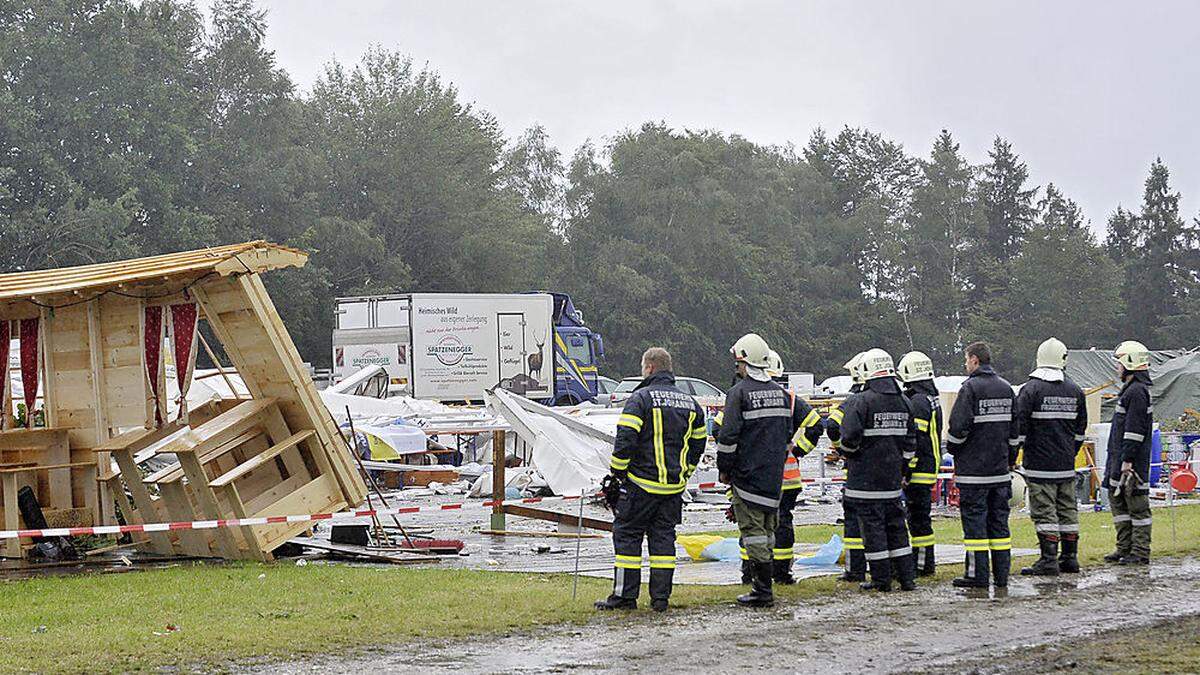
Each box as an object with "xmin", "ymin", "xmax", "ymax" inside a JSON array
[
  {"xmin": 838, "ymin": 377, "xmax": 917, "ymax": 497},
  {"xmin": 903, "ymin": 380, "xmax": 943, "ymax": 485},
  {"xmin": 716, "ymin": 378, "xmax": 796, "ymax": 511},
  {"xmin": 611, "ymin": 371, "xmax": 708, "ymax": 495},
  {"xmin": 1103, "ymin": 371, "xmax": 1153, "ymax": 494},
  {"xmin": 1015, "ymin": 375, "xmax": 1088, "ymax": 483},
  {"xmin": 945, "ymin": 365, "xmax": 1018, "ymax": 482}
]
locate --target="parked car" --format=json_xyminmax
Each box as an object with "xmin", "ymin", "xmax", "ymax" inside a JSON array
[
  {"xmin": 595, "ymin": 376, "xmax": 619, "ymax": 397},
  {"xmin": 609, "ymin": 376, "xmax": 725, "ymax": 408}
]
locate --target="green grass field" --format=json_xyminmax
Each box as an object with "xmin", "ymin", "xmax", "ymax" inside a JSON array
[{"xmin": 1, "ymin": 504, "xmax": 1198, "ymax": 673}]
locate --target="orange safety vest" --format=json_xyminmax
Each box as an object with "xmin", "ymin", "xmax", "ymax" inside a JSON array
[{"xmin": 782, "ymin": 392, "xmax": 803, "ymax": 491}]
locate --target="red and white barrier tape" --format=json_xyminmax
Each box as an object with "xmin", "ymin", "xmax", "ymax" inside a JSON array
[
  {"xmin": 3, "ymin": 473, "xmax": 1010, "ymax": 541},
  {"xmin": 0, "ymin": 476, "xmax": 857, "ymax": 541}
]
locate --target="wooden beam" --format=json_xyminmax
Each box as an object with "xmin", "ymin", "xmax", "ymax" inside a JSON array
[
  {"xmin": 2, "ymin": 472, "xmax": 19, "ymax": 558},
  {"xmin": 501, "ymin": 504, "xmax": 612, "ymax": 532},
  {"xmin": 211, "ymin": 431, "xmax": 314, "ymax": 488},
  {"xmin": 176, "ymin": 452, "xmax": 241, "ymax": 559}
]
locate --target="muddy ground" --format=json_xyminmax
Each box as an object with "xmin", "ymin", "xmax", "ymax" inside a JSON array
[{"xmin": 264, "ymin": 556, "xmax": 1200, "ymax": 674}]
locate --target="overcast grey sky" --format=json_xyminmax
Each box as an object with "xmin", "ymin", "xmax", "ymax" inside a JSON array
[{"xmin": 255, "ymin": 0, "xmax": 1200, "ymax": 231}]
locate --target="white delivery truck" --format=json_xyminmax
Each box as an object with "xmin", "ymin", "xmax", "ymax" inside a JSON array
[{"xmin": 333, "ymin": 293, "xmax": 566, "ymax": 402}]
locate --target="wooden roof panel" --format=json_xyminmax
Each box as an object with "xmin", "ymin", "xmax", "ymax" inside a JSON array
[{"xmin": 0, "ymin": 241, "xmax": 307, "ymax": 301}]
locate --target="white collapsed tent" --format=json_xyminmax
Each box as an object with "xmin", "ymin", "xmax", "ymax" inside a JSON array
[{"xmin": 487, "ymin": 387, "xmax": 615, "ymax": 496}]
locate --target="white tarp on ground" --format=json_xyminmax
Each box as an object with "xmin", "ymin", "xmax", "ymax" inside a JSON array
[{"xmin": 487, "ymin": 388, "xmax": 612, "ymax": 496}]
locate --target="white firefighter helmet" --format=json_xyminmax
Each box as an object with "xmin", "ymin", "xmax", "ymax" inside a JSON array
[
  {"xmin": 1009, "ymin": 472, "xmax": 1027, "ymax": 509},
  {"xmin": 897, "ymin": 350, "xmax": 935, "ymax": 383},
  {"xmin": 730, "ymin": 333, "xmax": 771, "ymax": 369},
  {"xmin": 861, "ymin": 348, "xmax": 895, "ymax": 380},
  {"xmin": 843, "ymin": 351, "xmax": 867, "ymax": 384},
  {"xmin": 1114, "ymin": 340, "xmax": 1150, "ymax": 372},
  {"xmin": 1036, "ymin": 337, "xmax": 1068, "ymax": 370},
  {"xmin": 765, "ymin": 349, "xmax": 784, "ymax": 378}
]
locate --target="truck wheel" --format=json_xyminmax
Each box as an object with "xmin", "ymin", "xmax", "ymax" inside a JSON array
[{"xmin": 556, "ymin": 395, "xmax": 581, "ymax": 406}]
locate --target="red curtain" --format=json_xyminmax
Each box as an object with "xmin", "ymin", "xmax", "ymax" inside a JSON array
[
  {"xmin": 0, "ymin": 320, "xmax": 9, "ymax": 428},
  {"xmin": 143, "ymin": 306, "xmax": 165, "ymax": 427},
  {"xmin": 169, "ymin": 302, "xmax": 199, "ymax": 420},
  {"xmin": 19, "ymin": 317, "xmax": 39, "ymax": 428}
]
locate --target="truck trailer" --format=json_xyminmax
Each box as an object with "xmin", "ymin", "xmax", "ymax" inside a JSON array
[{"xmin": 332, "ymin": 292, "xmax": 604, "ymax": 405}]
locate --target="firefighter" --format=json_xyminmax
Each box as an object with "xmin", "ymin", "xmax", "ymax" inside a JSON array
[
  {"xmin": 827, "ymin": 351, "xmax": 868, "ymax": 582},
  {"xmin": 765, "ymin": 350, "xmax": 825, "ymax": 584},
  {"xmin": 596, "ymin": 347, "xmax": 708, "ymax": 612},
  {"xmin": 838, "ymin": 348, "xmax": 919, "ymax": 591},
  {"xmin": 1102, "ymin": 340, "xmax": 1154, "ymax": 565},
  {"xmin": 717, "ymin": 333, "xmax": 797, "ymax": 607},
  {"xmin": 945, "ymin": 341, "xmax": 1019, "ymax": 588},
  {"xmin": 897, "ymin": 350, "xmax": 943, "ymax": 576},
  {"xmin": 1015, "ymin": 338, "xmax": 1089, "ymax": 576}
]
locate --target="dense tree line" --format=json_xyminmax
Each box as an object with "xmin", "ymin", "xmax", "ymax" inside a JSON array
[{"xmin": 2, "ymin": 1, "xmax": 1197, "ymax": 384}]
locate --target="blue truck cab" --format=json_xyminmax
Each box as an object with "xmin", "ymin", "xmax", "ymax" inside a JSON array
[{"xmin": 544, "ymin": 292, "xmax": 605, "ymax": 405}]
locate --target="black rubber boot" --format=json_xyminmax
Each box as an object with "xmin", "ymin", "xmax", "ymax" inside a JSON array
[
  {"xmin": 740, "ymin": 559, "xmax": 753, "ymax": 585},
  {"xmin": 896, "ymin": 553, "xmax": 917, "ymax": 591},
  {"xmin": 953, "ymin": 550, "xmax": 989, "ymax": 588},
  {"xmin": 737, "ymin": 562, "xmax": 775, "ymax": 607},
  {"xmin": 773, "ymin": 559, "xmax": 797, "ymax": 585},
  {"xmin": 1118, "ymin": 554, "xmax": 1149, "ymax": 565},
  {"xmin": 651, "ymin": 599, "xmax": 668, "ymax": 612},
  {"xmin": 861, "ymin": 558, "xmax": 892, "ymax": 592},
  {"xmin": 1020, "ymin": 534, "xmax": 1060, "ymax": 576},
  {"xmin": 992, "ymin": 549, "xmax": 1011, "ymax": 588},
  {"xmin": 1103, "ymin": 549, "xmax": 1127, "ymax": 563},
  {"xmin": 594, "ymin": 596, "xmax": 637, "ymax": 610},
  {"xmin": 917, "ymin": 545, "xmax": 936, "ymax": 577},
  {"xmin": 839, "ymin": 547, "xmax": 866, "ymax": 582},
  {"xmin": 1059, "ymin": 534, "xmax": 1080, "ymax": 573}
]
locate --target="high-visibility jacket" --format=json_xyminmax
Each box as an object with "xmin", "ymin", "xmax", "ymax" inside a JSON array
[
  {"xmin": 1014, "ymin": 374, "xmax": 1088, "ymax": 483},
  {"xmin": 712, "ymin": 389, "xmax": 822, "ymax": 491},
  {"xmin": 945, "ymin": 365, "xmax": 1019, "ymax": 485},
  {"xmin": 824, "ymin": 383, "xmax": 864, "ymax": 450},
  {"xmin": 903, "ymin": 380, "xmax": 944, "ymax": 485},
  {"xmin": 785, "ymin": 391, "xmax": 824, "ymax": 490},
  {"xmin": 611, "ymin": 370, "xmax": 708, "ymax": 495},
  {"xmin": 838, "ymin": 377, "xmax": 917, "ymax": 499},
  {"xmin": 1102, "ymin": 371, "xmax": 1154, "ymax": 494},
  {"xmin": 716, "ymin": 378, "xmax": 795, "ymax": 512}
]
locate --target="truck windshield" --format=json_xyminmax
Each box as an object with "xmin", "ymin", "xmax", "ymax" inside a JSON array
[{"xmin": 564, "ymin": 334, "xmax": 592, "ymax": 365}]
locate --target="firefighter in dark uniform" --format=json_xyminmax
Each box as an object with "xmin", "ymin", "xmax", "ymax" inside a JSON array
[
  {"xmin": 717, "ymin": 333, "xmax": 796, "ymax": 607},
  {"xmin": 945, "ymin": 341, "xmax": 1019, "ymax": 588},
  {"xmin": 1015, "ymin": 338, "xmax": 1089, "ymax": 576},
  {"xmin": 838, "ymin": 348, "xmax": 918, "ymax": 591},
  {"xmin": 897, "ymin": 350, "xmax": 943, "ymax": 576},
  {"xmin": 596, "ymin": 347, "xmax": 708, "ymax": 612},
  {"xmin": 765, "ymin": 350, "xmax": 826, "ymax": 584},
  {"xmin": 1102, "ymin": 340, "xmax": 1154, "ymax": 565},
  {"xmin": 826, "ymin": 351, "xmax": 867, "ymax": 582}
]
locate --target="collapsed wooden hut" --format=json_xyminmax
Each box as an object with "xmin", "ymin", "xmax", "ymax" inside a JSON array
[{"xmin": 0, "ymin": 242, "xmax": 366, "ymax": 560}]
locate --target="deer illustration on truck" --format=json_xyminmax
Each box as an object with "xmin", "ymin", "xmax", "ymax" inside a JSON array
[{"xmin": 528, "ymin": 330, "xmax": 546, "ymax": 380}]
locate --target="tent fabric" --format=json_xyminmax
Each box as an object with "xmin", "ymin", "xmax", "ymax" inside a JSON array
[
  {"xmin": 1147, "ymin": 353, "xmax": 1200, "ymax": 420},
  {"xmin": 1065, "ymin": 349, "xmax": 1183, "ymax": 395},
  {"xmin": 1066, "ymin": 348, "xmax": 1198, "ymax": 422},
  {"xmin": 488, "ymin": 388, "xmax": 612, "ymax": 496}
]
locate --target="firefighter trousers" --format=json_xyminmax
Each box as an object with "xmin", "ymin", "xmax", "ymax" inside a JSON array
[
  {"xmin": 609, "ymin": 483, "xmax": 682, "ymax": 602},
  {"xmin": 1109, "ymin": 488, "xmax": 1151, "ymax": 558},
  {"xmin": 958, "ymin": 483, "xmax": 1012, "ymax": 584},
  {"xmin": 1028, "ymin": 480, "xmax": 1079, "ymax": 543},
  {"xmin": 850, "ymin": 497, "xmax": 913, "ymax": 585},
  {"xmin": 774, "ymin": 488, "xmax": 800, "ymax": 565},
  {"xmin": 732, "ymin": 490, "xmax": 778, "ymax": 564},
  {"xmin": 842, "ymin": 490, "xmax": 865, "ymax": 574},
  {"xmin": 905, "ymin": 481, "xmax": 934, "ymax": 572}
]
